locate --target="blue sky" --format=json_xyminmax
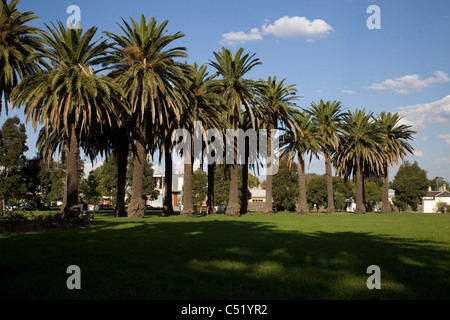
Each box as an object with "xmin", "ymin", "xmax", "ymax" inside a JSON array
[{"xmin": 2, "ymin": 0, "xmax": 450, "ymax": 183}]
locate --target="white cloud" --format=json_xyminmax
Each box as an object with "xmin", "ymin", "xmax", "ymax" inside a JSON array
[
  {"xmin": 413, "ymin": 150, "xmax": 424, "ymax": 158},
  {"xmin": 368, "ymin": 71, "xmax": 449, "ymax": 94},
  {"xmin": 221, "ymin": 28, "xmax": 263, "ymax": 46},
  {"xmin": 341, "ymin": 89, "xmax": 356, "ymax": 95},
  {"xmin": 435, "ymin": 158, "xmax": 450, "ymax": 165},
  {"xmin": 220, "ymin": 16, "xmax": 333, "ymax": 46},
  {"xmin": 438, "ymin": 134, "xmax": 450, "ymax": 146},
  {"xmin": 396, "ymin": 95, "xmax": 450, "ymax": 131},
  {"xmin": 422, "ymin": 136, "xmax": 430, "ymax": 141},
  {"xmin": 262, "ymin": 16, "xmax": 334, "ymax": 39},
  {"xmin": 83, "ymin": 160, "xmax": 103, "ymax": 176}
]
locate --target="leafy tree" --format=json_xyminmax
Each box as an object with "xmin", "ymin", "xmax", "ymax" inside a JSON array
[
  {"xmin": 80, "ymin": 170, "xmax": 101, "ymax": 211},
  {"xmin": 334, "ymin": 192, "xmax": 347, "ymax": 211},
  {"xmin": 429, "ymin": 176, "xmax": 449, "ymax": 191},
  {"xmin": 0, "ymin": 116, "xmax": 28, "ymax": 215},
  {"xmin": 364, "ymin": 180, "xmax": 382, "ymax": 211},
  {"xmin": 142, "ymin": 160, "xmax": 159, "ymax": 202},
  {"xmin": 213, "ymin": 164, "xmax": 247, "ymax": 207},
  {"xmin": 191, "ymin": 169, "xmax": 208, "ymax": 205},
  {"xmin": 46, "ymin": 162, "xmax": 65, "ymax": 206},
  {"xmin": 214, "ymin": 164, "xmax": 230, "ymax": 206},
  {"xmin": 97, "ymin": 156, "xmax": 118, "ymax": 205},
  {"xmin": 272, "ymin": 158, "xmax": 298, "ymax": 211},
  {"xmin": 248, "ymin": 173, "xmax": 261, "ymax": 189},
  {"xmin": 307, "ymin": 175, "xmax": 327, "ymax": 211},
  {"xmin": 391, "ymin": 161, "xmax": 429, "ymax": 211},
  {"xmin": 333, "ymin": 176, "xmax": 355, "ymax": 200}
]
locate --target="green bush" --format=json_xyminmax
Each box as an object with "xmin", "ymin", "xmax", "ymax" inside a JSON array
[
  {"xmin": 0, "ymin": 213, "xmax": 28, "ymax": 232},
  {"xmin": 0, "ymin": 211, "xmax": 94, "ymax": 233}
]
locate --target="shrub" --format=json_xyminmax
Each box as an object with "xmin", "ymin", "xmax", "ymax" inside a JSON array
[
  {"xmin": 0, "ymin": 212, "xmax": 94, "ymax": 233},
  {"xmin": 0, "ymin": 213, "xmax": 28, "ymax": 232}
]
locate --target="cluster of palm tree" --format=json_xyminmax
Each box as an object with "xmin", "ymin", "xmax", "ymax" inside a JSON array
[
  {"xmin": 281, "ymin": 102, "xmax": 416, "ymax": 214},
  {"xmin": 1, "ymin": 1, "xmax": 416, "ymax": 218}
]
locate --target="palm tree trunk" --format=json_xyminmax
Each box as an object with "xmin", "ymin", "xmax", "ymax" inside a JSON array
[
  {"xmin": 63, "ymin": 123, "xmax": 80, "ymax": 218},
  {"xmin": 355, "ymin": 160, "xmax": 366, "ymax": 214},
  {"xmin": 240, "ymin": 138, "xmax": 249, "ymax": 215},
  {"xmin": 381, "ymin": 163, "xmax": 391, "ymax": 213},
  {"xmin": 207, "ymin": 163, "xmax": 216, "ymax": 215},
  {"xmin": 128, "ymin": 126, "xmax": 146, "ymax": 219},
  {"xmin": 114, "ymin": 133, "xmax": 128, "ymax": 217},
  {"xmin": 324, "ymin": 151, "xmax": 335, "ymax": 214},
  {"xmin": 226, "ymin": 163, "xmax": 241, "ymax": 216},
  {"xmin": 297, "ymin": 151, "xmax": 308, "ymax": 215},
  {"xmin": 263, "ymin": 122, "xmax": 275, "ymax": 215},
  {"xmin": 226, "ymin": 117, "xmax": 241, "ymax": 217},
  {"xmin": 163, "ymin": 138, "xmax": 174, "ymax": 216},
  {"xmin": 181, "ymin": 162, "xmax": 195, "ymax": 217}
]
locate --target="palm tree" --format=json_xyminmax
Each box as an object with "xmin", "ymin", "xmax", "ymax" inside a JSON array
[
  {"xmin": 238, "ymin": 112, "xmax": 252, "ymax": 215},
  {"xmin": 0, "ymin": 0, "xmax": 46, "ymax": 116},
  {"xmin": 178, "ymin": 63, "xmax": 227, "ymax": 217},
  {"xmin": 257, "ymin": 76, "xmax": 299, "ymax": 215},
  {"xmin": 11, "ymin": 22, "xmax": 126, "ymax": 218},
  {"xmin": 105, "ymin": 15, "xmax": 187, "ymax": 218},
  {"xmin": 280, "ymin": 112, "xmax": 322, "ymax": 215},
  {"xmin": 209, "ymin": 47, "xmax": 261, "ymax": 217},
  {"xmin": 307, "ymin": 100, "xmax": 346, "ymax": 214},
  {"xmin": 375, "ymin": 112, "xmax": 415, "ymax": 213},
  {"xmin": 334, "ymin": 109, "xmax": 384, "ymax": 214}
]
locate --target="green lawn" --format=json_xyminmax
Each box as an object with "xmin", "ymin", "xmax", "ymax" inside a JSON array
[{"xmin": 1, "ymin": 211, "xmax": 450, "ymax": 300}]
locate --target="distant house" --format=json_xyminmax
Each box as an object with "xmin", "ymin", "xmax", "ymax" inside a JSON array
[
  {"xmin": 346, "ymin": 189, "xmax": 395, "ymax": 212},
  {"xmin": 149, "ymin": 172, "xmax": 184, "ymax": 211},
  {"xmin": 248, "ymin": 187, "xmax": 271, "ymax": 212},
  {"xmin": 422, "ymin": 185, "xmax": 450, "ymax": 213}
]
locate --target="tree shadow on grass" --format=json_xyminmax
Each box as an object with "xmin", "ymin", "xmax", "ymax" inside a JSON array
[{"xmin": 1, "ymin": 218, "xmax": 450, "ymax": 300}]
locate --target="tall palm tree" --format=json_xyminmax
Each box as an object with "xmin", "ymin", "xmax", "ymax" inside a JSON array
[
  {"xmin": 307, "ymin": 100, "xmax": 346, "ymax": 214},
  {"xmin": 334, "ymin": 109, "xmax": 384, "ymax": 214},
  {"xmin": 238, "ymin": 111, "xmax": 252, "ymax": 215},
  {"xmin": 375, "ymin": 112, "xmax": 415, "ymax": 213},
  {"xmin": 280, "ymin": 112, "xmax": 322, "ymax": 215},
  {"xmin": 257, "ymin": 76, "xmax": 299, "ymax": 215},
  {"xmin": 11, "ymin": 22, "xmax": 126, "ymax": 218},
  {"xmin": 209, "ymin": 47, "xmax": 261, "ymax": 217},
  {"xmin": 105, "ymin": 15, "xmax": 188, "ymax": 218},
  {"xmin": 179, "ymin": 63, "xmax": 227, "ymax": 217},
  {"xmin": 0, "ymin": 0, "xmax": 46, "ymax": 116}
]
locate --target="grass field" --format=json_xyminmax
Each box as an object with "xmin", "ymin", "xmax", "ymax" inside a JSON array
[{"xmin": 1, "ymin": 210, "xmax": 450, "ymax": 300}]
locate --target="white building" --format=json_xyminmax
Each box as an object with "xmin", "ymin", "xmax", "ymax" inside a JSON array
[
  {"xmin": 148, "ymin": 172, "xmax": 184, "ymax": 211},
  {"xmin": 422, "ymin": 186, "xmax": 450, "ymax": 213}
]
